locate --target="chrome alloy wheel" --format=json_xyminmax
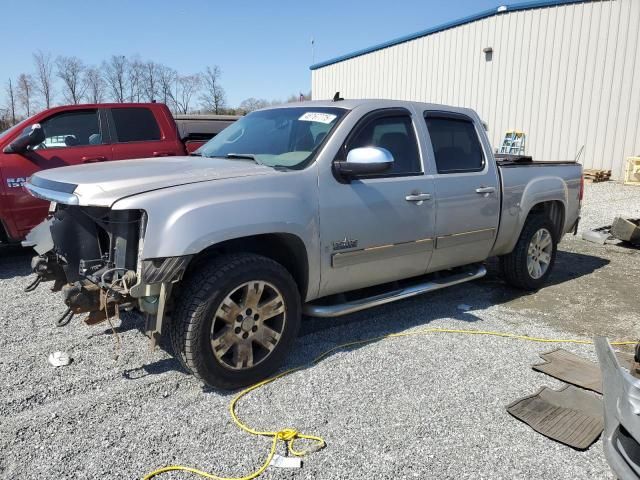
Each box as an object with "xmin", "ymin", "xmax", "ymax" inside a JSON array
[
  {"xmin": 527, "ymin": 228, "xmax": 553, "ymax": 279},
  {"xmin": 210, "ymin": 281, "xmax": 286, "ymax": 370}
]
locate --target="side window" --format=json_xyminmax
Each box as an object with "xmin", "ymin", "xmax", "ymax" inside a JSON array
[
  {"xmin": 38, "ymin": 110, "xmax": 102, "ymax": 149},
  {"xmin": 425, "ymin": 116, "xmax": 485, "ymax": 174},
  {"xmin": 348, "ymin": 115, "xmax": 421, "ymax": 176},
  {"xmin": 111, "ymin": 108, "xmax": 161, "ymax": 143}
]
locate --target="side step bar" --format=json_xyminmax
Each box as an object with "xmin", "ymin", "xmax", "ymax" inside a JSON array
[{"xmin": 303, "ymin": 264, "xmax": 487, "ymax": 318}]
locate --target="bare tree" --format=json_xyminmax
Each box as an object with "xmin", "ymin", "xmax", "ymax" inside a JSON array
[
  {"xmin": 5, "ymin": 78, "xmax": 17, "ymax": 124},
  {"xmin": 33, "ymin": 50, "xmax": 55, "ymax": 108},
  {"xmin": 103, "ymin": 55, "xmax": 128, "ymax": 103},
  {"xmin": 126, "ymin": 56, "xmax": 144, "ymax": 102},
  {"xmin": 172, "ymin": 74, "xmax": 201, "ymax": 114},
  {"xmin": 56, "ymin": 56, "xmax": 86, "ymax": 104},
  {"xmin": 16, "ymin": 74, "xmax": 35, "ymax": 117},
  {"xmin": 84, "ymin": 66, "xmax": 105, "ymax": 103},
  {"xmin": 142, "ymin": 61, "xmax": 160, "ymax": 102},
  {"xmin": 200, "ymin": 65, "xmax": 226, "ymax": 114},
  {"xmin": 157, "ymin": 64, "xmax": 177, "ymax": 106},
  {"xmin": 239, "ymin": 97, "xmax": 269, "ymax": 113}
]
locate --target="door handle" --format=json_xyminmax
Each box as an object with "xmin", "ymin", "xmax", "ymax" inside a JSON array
[
  {"xmin": 81, "ymin": 156, "xmax": 106, "ymax": 163},
  {"xmin": 153, "ymin": 151, "xmax": 174, "ymax": 157},
  {"xmin": 475, "ymin": 186, "xmax": 496, "ymax": 194},
  {"xmin": 405, "ymin": 193, "xmax": 432, "ymax": 203}
]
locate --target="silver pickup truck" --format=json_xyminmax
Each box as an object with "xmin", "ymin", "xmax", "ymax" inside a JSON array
[{"xmin": 24, "ymin": 99, "xmax": 582, "ymax": 389}]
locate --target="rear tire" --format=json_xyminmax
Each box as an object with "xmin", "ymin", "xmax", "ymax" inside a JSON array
[
  {"xmin": 170, "ymin": 253, "xmax": 301, "ymax": 390},
  {"xmin": 500, "ymin": 215, "xmax": 558, "ymax": 291}
]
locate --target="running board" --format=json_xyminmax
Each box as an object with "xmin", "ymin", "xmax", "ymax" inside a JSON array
[{"xmin": 303, "ymin": 265, "xmax": 487, "ymax": 318}]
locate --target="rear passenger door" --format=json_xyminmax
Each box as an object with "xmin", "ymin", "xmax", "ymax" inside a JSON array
[
  {"xmin": 424, "ymin": 111, "xmax": 500, "ymax": 272},
  {"xmin": 108, "ymin": 107, "xmax": 178, "ymax": 160}
]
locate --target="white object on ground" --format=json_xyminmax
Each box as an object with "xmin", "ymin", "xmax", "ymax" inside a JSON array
[
  {"xmin": 269, "ymin": 454, "xmax": 302, "ymax": 469},
  {"xmin": 48, "ymin": 351, "xmax": 71, "ymax": 367},
  {"xmin": 457, "ymin": 304, "xmax": 472, "ymax": 312}
]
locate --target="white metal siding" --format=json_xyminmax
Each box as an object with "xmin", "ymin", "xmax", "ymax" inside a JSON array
[{"xmin": 312, "ymin": 0, "xmax": 640, "ymax": 178}]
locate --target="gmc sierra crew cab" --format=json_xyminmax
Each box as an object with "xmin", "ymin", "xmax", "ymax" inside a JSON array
[
  {"xmin": 23, "ymin": 99, "xmax": 583, "ymax": 389},
  {"xmin": 0, "ymin": 103, "xmax": 237, "ymax": 243}
]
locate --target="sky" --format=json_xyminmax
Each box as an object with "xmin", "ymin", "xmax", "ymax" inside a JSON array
[{"xmin": 1, "ymin": 0, "xmax": 534, "ymax": 108}]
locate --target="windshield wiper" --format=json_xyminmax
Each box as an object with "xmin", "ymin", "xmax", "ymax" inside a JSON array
[
  {"xmin": 189, "ymin": 152, "xmax": 202, "ymax": 156},
  {"xmin": 226, "ymin": 153, "xmax": 262, "ymax": 165}
]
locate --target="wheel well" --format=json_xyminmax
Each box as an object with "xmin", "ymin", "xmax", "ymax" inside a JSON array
[
  {"xmin": 187, "ymin": 233, "xmax": 309, "ymax": 299},
  {"xmin": 528, "ymin": 200, "xmax": 565, "ymax": 239},
  {"xmin": 0, "ymin": 221, "xmax": 9, "ymax": 244}
]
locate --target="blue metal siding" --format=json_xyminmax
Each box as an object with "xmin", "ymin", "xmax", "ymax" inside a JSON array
[{"xmin": 310, "ymin": 0, "xmax": 595, "ymax": 70}]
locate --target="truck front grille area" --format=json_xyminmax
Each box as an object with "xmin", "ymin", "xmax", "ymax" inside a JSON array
[
  {"xmin": 49, "ymin": 206, "xmax": 143, "ymax": 283},
  {"xmin": 31, "ymin": 206, "xmax": 145, "ymax": 317}
]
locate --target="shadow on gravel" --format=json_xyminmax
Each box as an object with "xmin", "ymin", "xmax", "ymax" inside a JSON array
[
  {"xmin": 84, "ymin": 249, "xmax": 611, "ymax": 393},
  {"xmin": 479, "ymin": 250, "xmax": 609, "ymax": 304},
  {"xmin": 0, "ymin": 245, "xmax": 32, "ymax": 279}
]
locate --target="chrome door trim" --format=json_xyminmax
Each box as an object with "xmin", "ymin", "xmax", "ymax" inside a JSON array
[
  {"xmin": 435, "ymin": 228, "xmax": 496, "ymax": 249},
  {"xmin": 332, "ymin": 238, "xmax": 434, "ymax": 268}
]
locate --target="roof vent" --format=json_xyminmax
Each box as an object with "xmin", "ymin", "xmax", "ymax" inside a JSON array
[{"xmin": 497, "ymin": 5, "xmax": 508, "ymax": 12}]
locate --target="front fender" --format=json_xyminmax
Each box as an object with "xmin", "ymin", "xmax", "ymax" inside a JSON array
[{"xmin": 111, "ymin": 168, "xmax": 321, "ymax": 294}]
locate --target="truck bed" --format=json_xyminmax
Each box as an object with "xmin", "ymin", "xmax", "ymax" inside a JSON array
[{"xmin": 491, "ymin": 160, "xmax": 583, "ymax": 256}]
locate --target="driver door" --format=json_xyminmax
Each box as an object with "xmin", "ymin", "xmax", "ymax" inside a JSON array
[
  {"xmin": 317, "ymin": 108, "xmax": 436, "ymax": 297},
  {"xmin": 8, "ymin": 108, "xmax": 111, "ymax": 236}
]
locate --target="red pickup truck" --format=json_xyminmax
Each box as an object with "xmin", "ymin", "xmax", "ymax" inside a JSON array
[{"xmin": 0, "ymin": 103, "xmax": 237, "ymax": 243}]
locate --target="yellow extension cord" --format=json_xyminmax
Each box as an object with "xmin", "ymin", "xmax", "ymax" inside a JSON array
[{"xmin": 143, "ymin": 327, "xmax": 637, "ymax": 480}]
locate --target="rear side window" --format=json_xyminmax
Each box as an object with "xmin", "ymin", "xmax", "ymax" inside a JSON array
[
  {"xmin": 425, "ymin": 116, "xmax": 484, "ymax": 174},
  {"xmin": 348, "ymin": 115, "xmax": 421, "ymax": 176},
  {"xmin": 111, "ymin": 108, "xmax": 161, "ymax": 143}
]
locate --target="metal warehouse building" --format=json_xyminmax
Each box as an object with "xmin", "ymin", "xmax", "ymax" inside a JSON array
[{"xmin": 311, "ymin": 0, "xmax": 640, "ymax": 179}]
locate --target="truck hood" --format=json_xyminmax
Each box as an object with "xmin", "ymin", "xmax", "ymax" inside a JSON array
[{"xmin": 26, "ymin": 156, "xmax": 275, "ymax": 206}]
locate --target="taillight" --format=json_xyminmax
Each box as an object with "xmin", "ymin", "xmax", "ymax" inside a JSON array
[{"xmin": 579, "ymin": 173, "xmax": 584, "ymax": 202}]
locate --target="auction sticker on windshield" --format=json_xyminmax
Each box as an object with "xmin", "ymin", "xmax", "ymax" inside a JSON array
[{"xmin": 298, "ymin": 112, "xmax": 337, "ymax": 124}]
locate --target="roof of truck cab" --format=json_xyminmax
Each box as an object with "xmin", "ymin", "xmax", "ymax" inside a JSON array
[{"xmin": 260, "ymin": 99, "xmax": 478, "ymax": 116}]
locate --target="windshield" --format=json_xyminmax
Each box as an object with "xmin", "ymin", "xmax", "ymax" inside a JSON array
[{"xmin": 197, "ymin": 107, "xmax": 346, "ymax": 169}]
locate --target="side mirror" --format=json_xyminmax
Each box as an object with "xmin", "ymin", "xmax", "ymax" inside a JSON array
[
  {"xmin": 3, "ymin": 123, "xmax": 45, "ymax": 154},
  {"xmin": 333, "ymin": 147, "xmax": 394, "ymax": 178}
]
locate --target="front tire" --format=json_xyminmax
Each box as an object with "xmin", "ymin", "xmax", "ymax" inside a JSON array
[
  {"xmin": 170, "ymin": 253, "xmax": 301, "ymax": 389},
  {"xmin": 500, "ymin": 215, "xmax": 558, "ymax": 291}
]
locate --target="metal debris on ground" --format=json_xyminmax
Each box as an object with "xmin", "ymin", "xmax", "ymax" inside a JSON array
[
  {"xmin": 47, "ymin": 351, "xmax": 72, "ymax": 368},
  {"xmin": 582, "ymin": 217, "xmax": 640, "ymax": 247},
  {"xmin": 611, "ymin": 217, "xmax": 640, "ymax": 246},
  {"xmin": 583, "ymin": 169, "xmax": 612, "ymax": 183}
]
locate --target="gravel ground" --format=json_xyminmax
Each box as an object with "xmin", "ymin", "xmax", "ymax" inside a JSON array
[{"xmin": 1, "ymin": 182, "xmax": 639, "ymax": 479}]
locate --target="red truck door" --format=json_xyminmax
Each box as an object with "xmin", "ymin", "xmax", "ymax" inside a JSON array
[
  {"xmin": 107, "ymin": 106, "xmax": 182, "ymax": 160},
  {"xmin": 3, "ymin": 108, "xmax": 112, "ymax": 238}
]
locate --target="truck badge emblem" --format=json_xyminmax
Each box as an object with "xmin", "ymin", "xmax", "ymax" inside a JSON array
[
  {"xmin": 332, "ymin": 237, "xmax": 358, "ymax": 251},
  {"xmin": 7, "ymin": 177, "xmax": 27, "ymax": 188}
]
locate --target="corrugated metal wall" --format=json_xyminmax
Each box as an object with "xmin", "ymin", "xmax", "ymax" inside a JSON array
[{"xmin": 311, "ymin": 0, "xmax": 640, "ymax": 178}]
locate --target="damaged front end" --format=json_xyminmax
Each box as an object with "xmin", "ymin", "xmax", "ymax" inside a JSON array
[
  {"xmin": 26, "ymin": 204, "xmax": 189, "ymax": 345},
  {"xmin": 27, "ymin": 205, "xmax": 144, "ymax": 323}
]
